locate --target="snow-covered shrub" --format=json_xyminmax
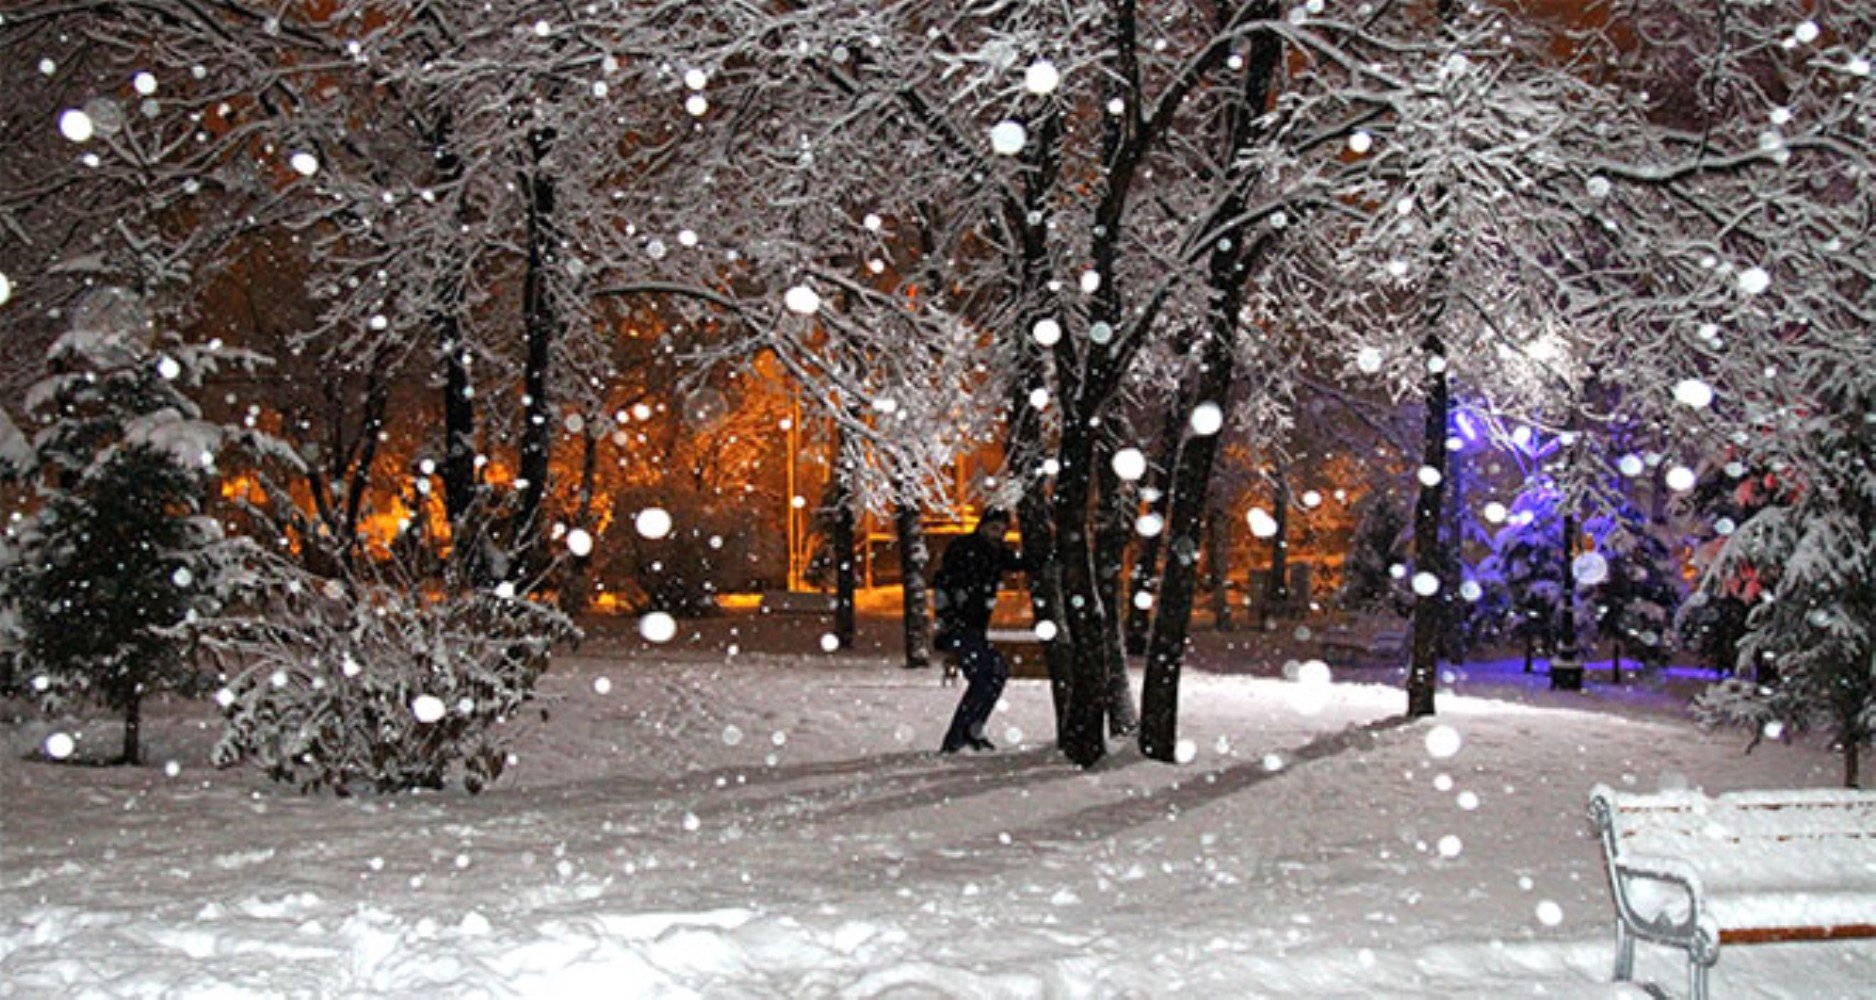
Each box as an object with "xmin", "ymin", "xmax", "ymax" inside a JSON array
[{"xmin": 208, "ymin": 562, "xmax": 576, "ymax": 794}]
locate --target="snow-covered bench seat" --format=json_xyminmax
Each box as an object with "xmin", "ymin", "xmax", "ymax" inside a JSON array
[
  {"xmin": 1316, "ymin": 624, "xmax": 1407, "ymax": 666},
  {"xmin": 940, "ymin": 628, "xmax": 1049, "ymax": 684},
  {"xmin": 1588, "ymin": 784, "xmax": 1876, "ymax": 999}
]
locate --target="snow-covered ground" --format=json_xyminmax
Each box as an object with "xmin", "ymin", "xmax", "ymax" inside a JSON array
[{"xmin": 3, "ymin": 612, "xmax": 1871, "ymax": 998}]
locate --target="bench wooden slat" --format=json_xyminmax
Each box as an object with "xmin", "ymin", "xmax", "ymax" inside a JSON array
[{"xmin": 1721, "ymin": 923, "xmax": 1876, "ymax": 945}]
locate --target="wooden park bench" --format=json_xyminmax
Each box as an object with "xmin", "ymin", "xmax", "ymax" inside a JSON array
[
  {"xmin": 757, "ymin": 591, "xmax": 835, "ymax": 614},
  {"xmin": 1315, "ymin": 621, "xmax": 1408, "ymax": 667},
  {"xmin": 1588, "ymin": 784, "xmax": 1876, "ymax": 1000}
]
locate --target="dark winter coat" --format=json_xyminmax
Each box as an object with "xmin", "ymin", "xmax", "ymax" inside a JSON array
[{"xmin": 932, "ymin": 531, "xmax": 1024, "ymax": 644}]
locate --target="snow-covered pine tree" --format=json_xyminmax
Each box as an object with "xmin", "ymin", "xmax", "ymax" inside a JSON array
[
  {"xmin": 1693, "ymin": 369, "xmax": 1876, "ymax": 788},
  {"xmin": 0, "ymin": 288, "xmax": 264, "ymax": 765},
  {"xmin": 1339, "ymin": 490, "xmax": 1409, "ymax": 616},
  {"xmin": 1676, "ymin": 455, "xmax": 1780, "ymax": 677},
  {"xmin": 1583, "ymin": 504, "xmax": 1682, "ymax": 680},
  {"xmin": 1478, "ymin": 486, "xmax": 1567, "ymax": 675}
]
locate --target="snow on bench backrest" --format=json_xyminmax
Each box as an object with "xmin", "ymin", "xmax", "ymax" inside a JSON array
[
  {"xmin": 1593, "ymin": 786, "xmax": 1876, "ymax": 900},
  {"xmin": 1594, "ymin": 787, "xmax": 1876, "ymax": 845}
]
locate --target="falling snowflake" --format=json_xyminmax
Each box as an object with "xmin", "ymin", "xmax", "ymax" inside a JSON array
[
  {"xmin": 58, "ymin": 108, "xmax": 94, "ymax": 143},
  {"xmin": 411, "ymin": 695, "xmax": 447, "ymax": 724},
  {"xmin": 1412, "ymin": 572, "xmax": 1440, "ymax": 597},
  {"xmin": 1111, "ymin": 448, "xmax": 1147, "ymax": 481},
  {"xmin": 989, "ymin": 120, "xmax": 1027, "ymax": 155},
  {"xmin": 1023, "ymin": 60, "xmax": 1061, "ymax": 95},
  {"xmin": 44, "ymin": 733, "xmax": 76, "ymax": 760},
  {"xmin": 1247, "ymin": 507, "xmax": 1278, "ymax": 538},
  {"xmin": 566, "ymin": 528, "xmax": 594, "ymax": 557},
  {"xmin": 1189, "ymin": 402, "xmax": 1224, "ymax": 436},
  {"xmin": 1347, "ymin": 130, "xmax": 1373, "ymax": 154},
  {"xmin": 289, "ymin": 152, "xmax": 319, "ymax": 177},
  {"xmin": 783, "ymin": 285, "xmax": 821, "ymax": 315},
  {"xmin": 640, "ymin": 612, "xmax": 678, "ymax": 643},
  {"xmin": 1673, "ymin": 379, "xmax": 1714, "ymax": 408},
  {"xmin": 1032, "ymin": 318, "xmax": 1062, "ymax": 346},
  {"xmin": 636, "ymin": 507, "xmax": 673, "ymax": 539},
  {"xmin": 1572, "ymin": 552, "xmax": 1609, "ymax": 587},
  {"xmin": 1424, "ymin": 724, "xmax": 1463, "ymax": 759},
  {"xmin": 1736, "ymin": 266, "xmax": 1771, "ymax": 296}
]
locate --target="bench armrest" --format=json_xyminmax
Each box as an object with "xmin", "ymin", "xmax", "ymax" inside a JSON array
[{"xmin": 1610, "ymin": 853, "xmax": 1720, "ymax": 961}]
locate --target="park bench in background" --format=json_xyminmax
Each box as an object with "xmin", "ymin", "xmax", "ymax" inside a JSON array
[
  {"xmin": 757, "ymin": 591, "xmax": 835, "ymax": 614},
  {"xmin": 1315, "ymin": 617, "xmax": 1408, "ymax": 668},
  {"xmin": 941, "ymin": 627, "xmax": 1049, "ymax": 685},
  {"xmin": 1588, "ymin": 784, "xmax": 1876, "ymax": 1000}
]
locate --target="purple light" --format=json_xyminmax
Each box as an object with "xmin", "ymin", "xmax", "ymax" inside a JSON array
[{"xmin": 1454, "ymin": 409, "xmax": 1480, "ymax": 444}]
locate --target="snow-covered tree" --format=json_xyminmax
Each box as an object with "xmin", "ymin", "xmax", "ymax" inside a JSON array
[
  {"xmin": 1692, "ymin": 368, "xmax": 1876, "ymax": 788},
  {"xmin": 1583, "ymin": 504, "xmax": 1681, "ymax": 680},
  {"xmin": 1479, "ymin": 486, "xmax": 1569, "ymax": 674},
  {"xmin": 0, "ymin": 290, "xmax": 270, "ymax": 764}
]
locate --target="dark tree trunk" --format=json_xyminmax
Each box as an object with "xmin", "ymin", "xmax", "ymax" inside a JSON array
[
  {"xmin": 1407, "ymin": 335, "xmax": 1449, "ymax": 718},
  {"xmin": 1208, "ymin": 497, "xmax": 1235, "ymax": 632},
  {"xmin": 1125, "ymin": 406, "xmax": 1184, "ymax": 654},
  {"xmin": 559, "ymin": 424, "xmax": 601, "ymax": 616},
  {"xmin": 424, "ymin": 114, "xmax": 478, "ymax": 550},
  {"xmin": 1052, "ymin": 416, "xmax": 1112, "ymax": 768},
  {"xmin": 120, "ymin": 690, "xmax": 141, "ymax": 766},
  {"xmin": 1000, "ymin": 96, "xmax": 1072, "ymax": 730},
  {"xmin": 1095, "ymin": 442, "xmax": 1138, "ymax": 737},
  {"xmin": 516, "ymin": 125, "xmax": 558, "ymax": 581},
  {"xmin": 1137, "ymin": 2, "xmax": 1278, "ymax": 759},
  {"xmin": 895, "ymin": 489, "xmax": 932, "ymax": 669},
  {"xmin": 439, "ymin": 321, "xmax": 477, "ymax": 535},
  {"xmin": 1140, "ymin": 322, "xmax": 1236, "ymax": 761},
  {"xmin": 1264, "ymin": 474, "xmax": 1291, "ymax": 627},
  {"xmin": 339, "ymin": 351, "xmax": 393, "ymax": 566},
  {"xmin": 832, "ymin": 425, "xmax": 857, "ymax": 651},
  {"xmin": 1846, "ymin": 731, "xmax": 1863, "ymax": 789}
]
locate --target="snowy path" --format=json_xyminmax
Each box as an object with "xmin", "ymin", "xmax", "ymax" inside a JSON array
[{"xmin": 3, "ymin": 636, "xmax": 1872, "ymax": 998}]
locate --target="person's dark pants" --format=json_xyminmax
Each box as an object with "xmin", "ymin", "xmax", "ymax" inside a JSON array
[{"xmin": 942, "ymin": 631, "xmax": 1009, "ymax": 751}]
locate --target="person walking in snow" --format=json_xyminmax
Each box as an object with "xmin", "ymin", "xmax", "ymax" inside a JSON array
[{"xmin": 932, "ymin": 508, "xmax": 1029, "ymax": 753}]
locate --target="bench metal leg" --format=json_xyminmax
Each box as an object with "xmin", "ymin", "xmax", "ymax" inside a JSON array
[
  {"xmin": 1613, "ymin": 922, "xmax": 1635, "ymax": 982},
  {"xmin": 1689, "ymin": 957, "xmax": 1708, "ymax": 1000}
]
